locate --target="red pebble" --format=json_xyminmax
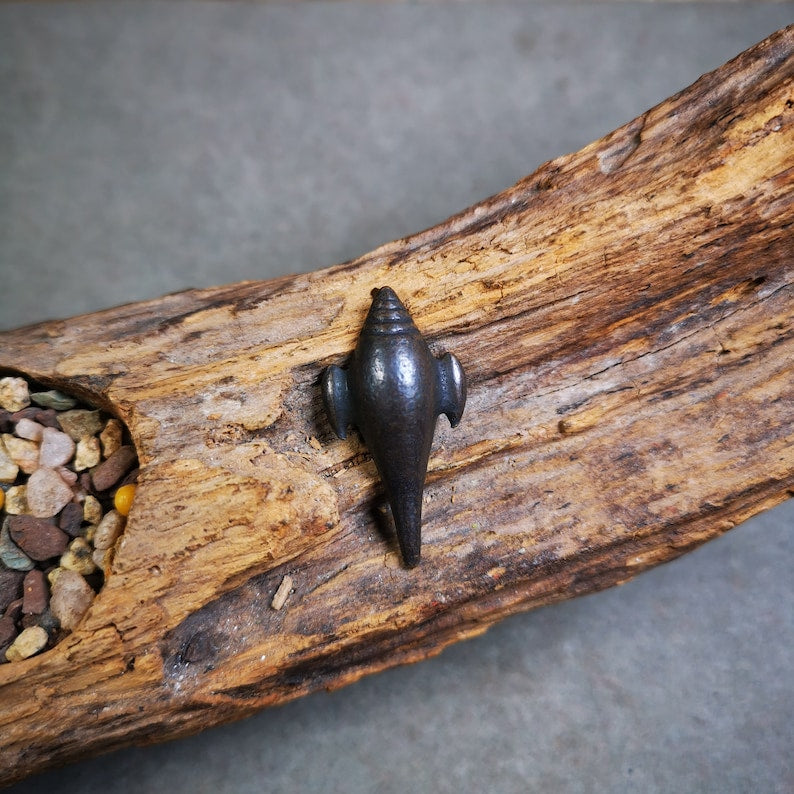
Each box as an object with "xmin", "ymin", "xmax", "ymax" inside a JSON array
[
  {"xmin": 8, "ymin": 515, "xmax": 69, "ymax": 561},
  {"xmin": 22, "ymin": 569, "xmax": 48, "ymax": 615},
  {"xmin": 0, "ymin": 615, "xmax": 17, "ymax": 648},
  {"xmin": 79, "ymin": 472, "xmax": 97, "ymax": 497},
  {"xmin": 91, "ymin": 445, "xmax": 137, "ymax": 491},
  {"xmin": 10, "ymin": 407, "xmax": 40, "ymax": 423},
  {"xmin": 4, "ymin": 598, "xmax": 23, "ymax": 622},
  {"xmin": 59, "ymin": 502, "xmax": 84, "ymax": 537},
  {"xmin": 34, "ymin": 409, "xmax": 60, "ymax": 429},
  {"xmin": 0, "ymin": 569, "xmax": 25, "ymax": 613}
]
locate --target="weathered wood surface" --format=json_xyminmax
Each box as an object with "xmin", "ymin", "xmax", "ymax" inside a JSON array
[{"xmin": 0, "ymin": 26, "xmax": 792, "ymax": 784}]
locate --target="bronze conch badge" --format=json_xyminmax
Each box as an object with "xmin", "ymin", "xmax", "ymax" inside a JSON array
[{"xmin": 322, "ymin": 287, "xmax": 466, "ymax": 567}]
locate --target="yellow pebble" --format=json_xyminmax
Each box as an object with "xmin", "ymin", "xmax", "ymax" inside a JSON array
[
  {"xmin": 114, "ymin": 484, "xmax": 136, "ymax": 517},
  {"xmin": 0, "ymin": 489, "xmax": 4, "ymax": 510}
]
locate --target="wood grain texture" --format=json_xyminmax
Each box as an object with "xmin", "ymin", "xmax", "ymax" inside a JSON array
[{"xmin": 0, "ymin": 26, "xmax": 792, "ymax": 784}]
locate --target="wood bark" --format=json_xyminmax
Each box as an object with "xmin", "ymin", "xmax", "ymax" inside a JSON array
[{"xmin": 0, "ymin": 26, "xmax": 792, "ymax": 784}]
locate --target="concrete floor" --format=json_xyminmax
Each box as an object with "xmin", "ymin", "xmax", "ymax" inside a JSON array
[{"xmin": 1, "ymin": 4, "xmax": 792, "ymax": 792}]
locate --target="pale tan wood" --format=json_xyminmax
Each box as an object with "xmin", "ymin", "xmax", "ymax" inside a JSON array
[{"xmin": 0, "ymin": 26, "xmax": 792, "ymax": 784}]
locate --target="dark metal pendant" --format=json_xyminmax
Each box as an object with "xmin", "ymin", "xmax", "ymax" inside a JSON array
[{"xmin": 322, "ymin": 287, "xmax": 466, "ymax": 567}]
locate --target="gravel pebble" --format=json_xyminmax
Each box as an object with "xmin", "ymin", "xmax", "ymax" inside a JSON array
[
  {"xmin": 0, "ymin": 378, "xmax": 30, "ymax": 412},
  {"xmin": 73, "ymin": 435, "xmax": 101, "ymax": 471},
  {"xmin": 0, "ymin": 439, "xmax": 19, "ymax": 483},
  {"xmin": 34, "ymin": 409, "xmax": 60, "ymax": 429},
  {"xmin": 0, "ymin": 410, "xmax": 12, "ymax": 433},
  {"xmin": 50, "ymin": 569, "xmax": 95, "ymax": 630},
  {"xmin": 4, "ymin": 598, "xmax": 23, "ymax": 622},
  {"xmin": 0, "ymin": 517, "xmax": 35, "ymax": 571},
  {"xmin": 82, "ymin": 495, "xmax": 102, "ymax": 525},
  {"xmin": 99, "ymin": 419, "xmax": 123, "ymax": 458},
  {"xmin": 39, "ymin": 427, "xmax": 75, "ymax": 468},
  {"xmin": 93, "ymin": 510, "xmax": 126, "ymax": 550},
  {"xmin": 26, "ymin": 467, "xmax": 74, "ymax": 518},
  {"xmin": 0, "ymin": 568, "xmax": 25, "ymax": 613},
  {"xmin": 91, "ymin": 446, "xmax": 136, "ymax": 491},
  {"xmin": 60, "ymin": 537, "xmax": 97, "ymax": 576},
  {"xmin": 4, "ymin": 485, "xmax": 28, "ymax": 515},
  {"xmin": 92, "ymin": 547, "xmax": 114, "ymax": 577},
  {"xmin": 56, "ymin": 410, "xmax": 103, "ymax": 441},
  {"xmin": 57, "ymin": 466, "xmax": 78, "ymax": 486},
  {"xmin": 30, "ymin": 390, "xmax": 77, "ymax": 411},
  {"xmin": 1, "ymin": 434, "xmax": 39, "ymax": 475},
  {"xmin": 8, "ymin": 515, "xmax": 69, "ymax": 561},
  {"xmin": 58, "ymin": 502, "xmax": 84, "ymax": 537},
  {"xmin": 22, "ymin": 569, "xmax": 48, "ymax": 614},
  {"xmin": 11, "ymin": 407, "xmax": 39, "ymax": 423},
  {"xmin": 0, "ymin": 615, "xmax": 17, "ymax": 648},
  {"xmin": 113, "ymin": 483, "xmax": 136, "ymax": 516},
  {"xmin": 37, "ymin": 608, "xmax": 61, "ymax": 636},
  {"xmin": 78, "ymin": 472, "xmax": 95, "ymax": 496},
  {"xmin": 14, "ymin": 418, "xmax": 44, "ymax": 442},
  {"xmin": 5, "ymin": 625, "xmax": 48, "ymax": 661}
]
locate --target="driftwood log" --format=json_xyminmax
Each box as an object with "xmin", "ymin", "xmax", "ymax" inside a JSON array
[{"xmin": 0, "ymin": 26, "xmax": 792, "ymax": 784}]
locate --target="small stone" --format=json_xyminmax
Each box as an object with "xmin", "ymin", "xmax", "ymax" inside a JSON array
[
  {"xmin": 57, "ymin": 466, "xmax": 78, "ymax": 486},
  {"xmin": 8, "ymin": 515, "xmax": 69, "ymax": 561},
  {"xmin": 73, "ymin": 435, "xmax": 101, "ymax": 471},
  {"xmin": 0, "ymin": 377, "xmax": 30, "ymax": 412},
  {"xmin": 39, "ymin": 427, "xmax": 75, "ymax": 468},
  {"xmin": 0, "ymin": 410, "xmax": 12, "ymax": 433},
  {"xmin": 56, "ymin": 409, "xmax": 103, "ymax": 442},
  {"xmin": 1, "ymin": 434, "xmax": 39, "ymax": 475},
  {"xmin": 93, "ymin": 510, "xmax": 125, "ymax": 550},
  {"xmin": 4, "ymin": 485, "xmax": 28, "ymax": 515},
  {"xmin": 83, "ymin": 524, "xmax": 98, "ymax": 543},
  {"xmin": 22, "ymin": 569, "xmax": 48, "ymax": 614},
  {"xmin": 4, "ymin": 598, "xmax": 23, "ymax": 622},
  {"xmin": 113, "ymin": 484, "xmax": 136, "ymax": 517},
  {"xmin": 0, "ymin": 568, "xmax": 25, "ymax": 612},
  {"xmin": 59, "ymin": 502, "xmax": 84, "ymax": 537},
  {"xmin": 68, "ymin": 482, "xmax": 88, "ymax": 504},
  {"xmin": 5, "ymin": 625, "xmax": 48, "ymax": 661},
  {"xmin": 50, "ymin": 569, "xmax": 95, "ymax": 630},
  {"xmin": 30, "ymin": 390, "xmax": 77, "ymax": 411},
  {"xmin": 78, "ymin": 472, "xmax": 95, "ymax": 495},
  {"xmin": 82, "ymin": 495, "xmax": 102, "ymax": 525},
  {"xmin": 0, "ymin": 438, "xmax": 19, "ymax": 483},
  {"xmin": 0, "ymin": 517, "xmax": 35, "ymax": 571},
  {"xmin": 60, "ymin": 537, "xmax": 97, "ymax": 576},
  {"xmin": 0, "ymin": 615, "xmax": 17, "ymax": 648},
  {"xmin": 99, "ymin": 419, "xmax": 124, "ymax": 459},
  {"xmin": 47, "ymin": 567, "xmax": 64, "ymax": 588},
  {"xmin": 11, "ymin": 407, "xmax": 40, "ymax": 422},
  {"xmin": 34, "ymin": 409, "xmax": 59, "ymax": 429},
  {"xmin": 92, "ymin": 546, "xmax": 114, "ymax": 577},
  {"xmin": 14, "ymin": 418, "xmax": 44, "ymax": 441},
  {"xmin": 37, "ymin": 608, "xmax": 60, "ymax": 636},
  {"xmin": 120, "ymin": 468, "xmax": 139, "ymax": 488},
  {"xmin": 20, "ymin": 612, "xmax": 39, "ymax": 629},
  {"xmin": 26, "ymin": 467, "xmax": 74, "ymax": 518},
  {"xmin": 91, "ymin": 446, "xmax": 136, "ymax": 491}
]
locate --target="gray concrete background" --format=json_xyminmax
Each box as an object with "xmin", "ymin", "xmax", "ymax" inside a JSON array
[{"xmin": 1, "ymin": 4, "xmax": 792, "ymax": 792}]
